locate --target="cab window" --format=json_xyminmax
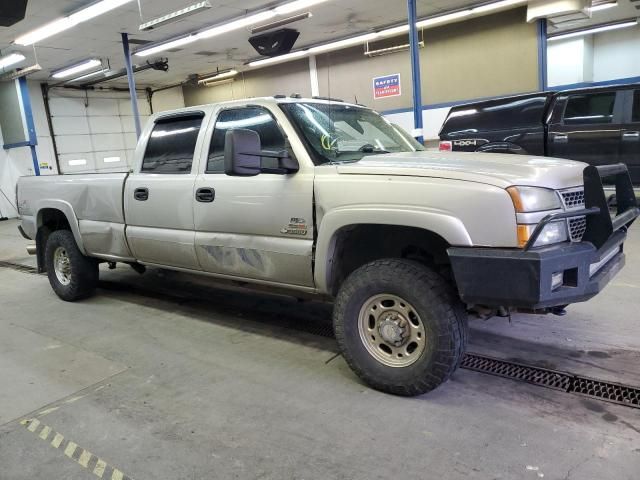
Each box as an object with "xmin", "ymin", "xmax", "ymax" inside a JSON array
[
  {"xmin": 563, "ymin": 92, "xmax": 616, "ymax": 125},
  {"xmin": 207, "ymin": 107, "xmax": 286, "ymax": 174},
  {"xmin": 141, "ymin": 115, "xmax": 203, "ymax": 174},
  {"xmin": 632, "ymin": 90, "xmax": 640, "ymax": 123}
]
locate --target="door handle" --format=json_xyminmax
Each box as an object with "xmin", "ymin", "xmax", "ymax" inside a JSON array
[
  {"xmin": 623, "ymin": 131, "xmax": 640, "ymax": 141},
  {"xmin": 134, "ymin": 187, "xmax": 149, "ymax": 201},
  {"xmin": 195, "ymin": 187, "xmax": 215, "ymax": 203},
  {"xmin": 553, "ymin": 134, "xmax": 568, "ymax": 144}
]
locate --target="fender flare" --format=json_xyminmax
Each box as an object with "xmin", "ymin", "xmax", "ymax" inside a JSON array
[
  {"xmin": 314, "ymin": 207, "xmax": 473, "ymax": 294},
  {"xmin": 34, "ymin": 200, "xmax": 87, "ymax": 255}
]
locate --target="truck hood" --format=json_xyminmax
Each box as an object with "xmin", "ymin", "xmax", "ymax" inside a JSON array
[{"xmin": 334, "ymin": 151, "xmax": 586, "ymax": 190}]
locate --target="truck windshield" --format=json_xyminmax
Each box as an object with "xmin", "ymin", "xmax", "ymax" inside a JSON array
[{"xmin": 280, "ymin": 102, "xmax": 424, "ymax": 165}]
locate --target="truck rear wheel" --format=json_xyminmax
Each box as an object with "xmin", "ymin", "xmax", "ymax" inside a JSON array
[
  {"xmin": 45, "ymin": 230, "xmax": 99, "ymax": 302},
  {"xmin": 333, "ymin": 259, "xmax": 468, "ymax": 396}
]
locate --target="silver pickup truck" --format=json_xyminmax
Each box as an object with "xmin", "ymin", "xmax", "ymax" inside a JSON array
[{"xmin": 17, "ymin": 97, "xmax": 639, "ymax": 396}]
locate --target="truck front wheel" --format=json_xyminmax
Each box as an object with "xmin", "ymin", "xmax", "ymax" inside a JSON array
[
  {"xmin": 45, "ymin": 230, "xmax": 99, "ymax": 302},
  {"xmin": 333, "ymin": 259, "xmax": 468, "ymax": 396}
]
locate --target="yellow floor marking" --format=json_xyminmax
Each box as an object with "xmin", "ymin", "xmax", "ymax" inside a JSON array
[
  {"xmin": 20, "ymin": 419, "xmax": 29, "ymax": 425},
  {"xmin": 38, "ymin": 406, "xmax": 60, "ymax": 416},
  {"xmin": 78, "ymin": 449, "xmax": 92, "ymax": 468},
  {"xmin": 51, "ymin": 433, "xmax": 64, "ymax": 448},
  {"xmin": 94, "ymin": 458, "xmax": 107, "ymax": 478},
  {"xmin": 39, "ymin": 425, "xmax": 52, "ymax": 440},
  {"xmin": 64, "ymin": 441, "xmax": 78, "ymax": 458},
  {"xmin": 27, "ymin": 419, "xmax": 40, "ymax": 432},
  {"xmin": 111, "ymin": 469, "xmax": 124, "ymax": 480}
]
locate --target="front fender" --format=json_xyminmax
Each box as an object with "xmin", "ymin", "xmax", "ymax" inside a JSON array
[
  {"xmin": 35, "ymin": 200, "xmax": 87, "ymax": 255},
  {"xmin": 313, "ymin": 207, "xmax": 472, "ymax": 294}
]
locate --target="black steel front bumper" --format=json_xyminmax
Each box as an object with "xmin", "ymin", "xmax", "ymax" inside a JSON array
[{"xmin": 448, "ymin": 164, "xmax": 639, "ymax": 310}]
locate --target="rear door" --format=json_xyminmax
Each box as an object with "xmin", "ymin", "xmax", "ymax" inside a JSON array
[
  {"xmin": 192, "ymin": 105, "xmax": 315, "ymax": 287},
  {"xmin": 620, "ymin": 89, "xmax": 640, "ymax": 184},
  {"xmin": 547, "ymin": 90, "xmax": 624, "ymax": 166},
  {"xmin": 124, "ymin": 111, "xmax": 207, "ymax": 270}
]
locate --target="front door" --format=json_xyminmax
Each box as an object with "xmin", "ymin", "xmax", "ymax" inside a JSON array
[
  {"xmin": 620, "ymin": 89, "xmax": 640, "ymax": 185},
  {"xmin": 548, "ymin": 90, "xmax": 624, "ymax": 167},
  {"xmin": 193, "ymin": 106, "xmax": 315, "ymax": 287},
  {"xmin": 124, "ymin": 111, "xmax": 206, "ymax": 270}
]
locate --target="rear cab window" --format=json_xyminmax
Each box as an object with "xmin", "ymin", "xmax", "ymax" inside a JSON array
[
  {"xmin": 562, "ymin": 92, "xmax": 616, "ymax": 125},
  {"xmin": 141, "ymin": 114, "xmax": 203, "ymax": 174},
  {"xmin": 632, "ymin": 90, "xmax": 640, "ymax": 123}
]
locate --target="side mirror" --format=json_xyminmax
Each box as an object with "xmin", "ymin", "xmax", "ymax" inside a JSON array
[{"xmin": 224, "ymin": 129, "xmax": 262, "ymax": 177}]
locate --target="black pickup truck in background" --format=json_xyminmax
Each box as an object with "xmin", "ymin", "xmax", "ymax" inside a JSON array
[{"xmin": 439, "ymin": 84, "xmax": 640, "ymax": 184}]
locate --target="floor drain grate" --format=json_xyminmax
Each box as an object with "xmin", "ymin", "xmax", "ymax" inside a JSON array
[
  {"xmin": 461, "ymin": 353, "xmax": 640, "ymax": 409},
  {"xmin": 0, "ymin": 261, "xmax": 40, "ymax": 275}
]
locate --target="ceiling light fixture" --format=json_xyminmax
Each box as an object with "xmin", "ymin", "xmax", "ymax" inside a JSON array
[
  {"xmin": 248, "ymin": 50, "xmax": 306, "ymax": 67},
  {"xmin": 590, "ymin": 1, "xmax": 618, "ymax": 12},
  {"xmin": 134, "ymin": 0, "xmax": 331, "ymax": 56},
  {"xmin": 139, "ymin": 1, "xmax": 212, "ymax": 31},
  {"xmin": 548, "ymin": 18, "xmax": 638, "ymax": 41},
  {"xmin": 365, "ymin": 41, "xmax": 424, "ymax": 57},
  {"xmin": 251, "ymin": 12, "xmax": 312, "ymax": 34},
  {"xmin": 67, "ymin": 68, "xmax": 110, "ymax": 83},
  {"xmin": 0, "ymin": 64, "xmax": 42, "ymax": 81},
  {"xmin": 14, "ymin": 0, "xmax": 134, "ymax": 46},
  {"xmin": 0, "ymin": 53, "xmax": 26, "ymax": 70},
  {"xmin": 198, "ymin": 69, "xmax": 238, "ymax": 84},
  {"xmin": 51, "ymin": 59, "xmax": 102, "ymax": 79},
  {"xmin": 308, "ymin": 32, "xmax": 379, "ymax": 53}
]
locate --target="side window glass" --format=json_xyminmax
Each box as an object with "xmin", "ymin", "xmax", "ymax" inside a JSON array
[
  {"xmin": 632, "ymin": 90, "xmax": 640, "ymax": 123},
  {"xmin": 206, "ymin": 107, "xmax": 286, "ymax": 173},
  {"xmin": 141, "ymin": 116, "xmax": 202, "ymax": 174},
  {"xmin": 563, "ymin": 92, "xmax": 616, "ymax": 125}
]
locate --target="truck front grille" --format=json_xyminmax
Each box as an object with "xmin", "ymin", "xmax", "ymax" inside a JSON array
[
  {"xmin": 561, "ymin": 189, "xmax": 585, "ymax": 209},
  {"xmin": 568, "ymin": 217, "xmax": 587, "ymax": 242}
]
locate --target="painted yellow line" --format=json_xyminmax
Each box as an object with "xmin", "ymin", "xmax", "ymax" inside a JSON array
[
  {"xmin": 51, "ymin": 432, "xmax": 64, "ymax": 448},
  {"xmin": 94, "ymin": 458, "xmax": 107, "ymax": 478},
  {"xmin": 27, "ymin": 419, "xmax": 40, "ymax": 432},
  {"xmin": 38, "ymin": 406, "xmax": 60, "ymax": 416},
  {"xmin": 20, "ymin": 419, "xmax": 134, "ymax": 480},
  {"xmin": 64, "ymin": 441, "xmax": 78, "ymax": 458},
  {"xmin": 39, "ymin": 425, "xmax": 52, "ymax": 440},
  {"xmin": 78, "ymin": 449, "xmax": 92, "ymax": 468}
]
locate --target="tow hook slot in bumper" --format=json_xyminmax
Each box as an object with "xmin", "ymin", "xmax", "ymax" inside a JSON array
[{"xmin": 448, "ymin": 164, "xmax": 639, "ymax": 310}]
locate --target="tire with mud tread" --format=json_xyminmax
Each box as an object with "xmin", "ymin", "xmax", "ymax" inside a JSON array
[
  {"xmin": 333, "ymin": 259, "xmax": 468, "ymax": 396},
  {"xmin": 45, "ymin": 229, "xmax": 99, "ymax": 302}
]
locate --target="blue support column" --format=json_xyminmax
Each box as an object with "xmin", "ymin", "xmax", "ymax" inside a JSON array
[
  {"xmin": 407, "ymin": 0, "xmax": 424, "ymax": 144},
  {"xmin": 537, "ymin": 19, "xmax": 548, "ymax": 92},
  {"xmin": 121, "ymin": 32, "xmax": 142, "ymax": 139},
  {"xmin": 19, "ymin": 77, "xmax": 40, "ymax": 175}
]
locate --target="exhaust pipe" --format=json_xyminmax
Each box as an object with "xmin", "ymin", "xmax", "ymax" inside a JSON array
[{"xmin": 26, "ymin": 245, "xmax": 37, "ymax": 255}]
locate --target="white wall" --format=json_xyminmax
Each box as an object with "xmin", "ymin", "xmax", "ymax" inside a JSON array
[
  {"xmin": 384, "ymin": 106, "xmax": 451, "ymax": 144},
  {"xmin": 593, "ymin": 27, "xmax": 640, "ymax": 82},
  {"xmin": 151, "ymin": 86, "xmax": 185, "ymax": 112},
  {"xmin": 548, "ymin": 25, "xmax": 640, "ymax": 87}
]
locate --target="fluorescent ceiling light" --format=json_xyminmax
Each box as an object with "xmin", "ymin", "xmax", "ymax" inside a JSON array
[
  {"xmin": 378, "ymin": 25, "xmax": 410, "ymax": 37},
  {"xmin": 67, "ymin": 68, "xmax": 110, "ymax": 82},
  {"xmin": 0, "ymin": 53, "xmax": 26, "ymax": 70},
  {"xmin": 140, "ymin": 1, "xmax": 212, "ymax": 31},
  {"xmin": 0, "ymin": 63, "xmax": 42, "ymax": 80},
  {"xmin": 249, "ymin": 50, "xmax": 307, "ymax": 67},
  {"xmin": 548, "ymin": 19, "xmax": 638, "ymax": 41},
  {"xmin": 136, "ymin": 36, "xmax": 197, "ymax": 57},
  {"xmin": 471, "ymin": 0, "xmax": 525, "ymax": 14},
  {"xmin": 590, "ymin": 1, "xmax": 617, "ymax": 12},
  {"xmin": 14, "ymin": 0, "xmax": 134, "ymax": 46},
  {"xmin": 274, "ymin": 0, "xmax": 328, "ymax": 15},
  {"xmin": 417, "ymin": 10, "xmax": 472, "ymax": 28},
  {"xmin": 52, "ymin": 59, "xmax": 102, "ymax": 79},
  {"xmin": 309, "ymin": 33, "xmax": 379, "ymax": 53},
  {"xmin": 251, "ymin": 12, "xmax": 312, "ymax": 34},
  {"xmin": 198, "ymin": 69, "xmax": 238, "ymax": 84},
  {"xmin": 196, "ymin": 11, "xmax": 276, "ymax": 39},
  {"xmin": 70, "ymin": 0, "xmax": 133, "ymax": 23}
]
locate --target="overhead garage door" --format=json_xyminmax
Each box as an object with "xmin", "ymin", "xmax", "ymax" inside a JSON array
[{"xmin": 48, "ymin": 89, "xmax": 150, "ymax": 174}]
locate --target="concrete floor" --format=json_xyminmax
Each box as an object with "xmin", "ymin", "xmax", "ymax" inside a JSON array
[{"xmin": 0, "ymin": 218, "xmax": 639, "ymax": 480}]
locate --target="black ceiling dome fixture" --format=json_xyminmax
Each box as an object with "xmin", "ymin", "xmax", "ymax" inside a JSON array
[
  {"xmin": 0, "ymin": 0, "xmax": 28, "ymax": 27},
  {"xmin": 249, "ymin": 28, "xmax": 300, "ymax": 57}
]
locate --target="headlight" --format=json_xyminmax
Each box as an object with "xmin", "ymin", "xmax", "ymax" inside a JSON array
[
  {"xmin": 507, "ymin": 186, "xmax": 562, "ymax": 213},
  {"xmin": 517, "ymin": 221, "xmax": 569, "ymax": 248}
]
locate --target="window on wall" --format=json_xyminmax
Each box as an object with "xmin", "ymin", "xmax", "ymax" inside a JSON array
[
  {"xmin": 141, "ymin": 115, "xmax": 203, "ymax": 174},
  {"xmin": 632, "ymin": 91, "xmax": 640, "ymax": 123},
  {"xmin": 207, "ymin": 107, "xmax": 286, "ymax": 174},
  {"xmin": 563, "ymin": 92, "xmax": 616, "ymax": 125}
]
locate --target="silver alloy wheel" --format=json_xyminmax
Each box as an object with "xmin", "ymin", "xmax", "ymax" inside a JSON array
[
  {"xmin": 53, "ymin": 246, "xmax": 72, "ymax": 286},
  {"xmin": 357, "ymin": 294, "xmax": 427, "ymax": 368}
]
